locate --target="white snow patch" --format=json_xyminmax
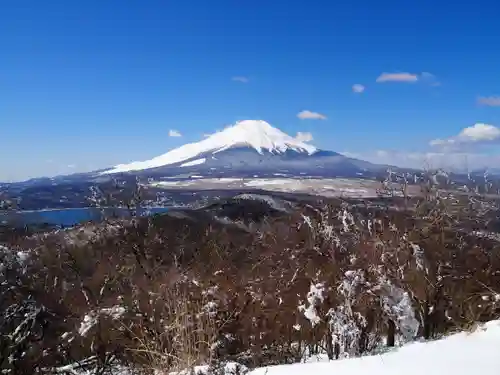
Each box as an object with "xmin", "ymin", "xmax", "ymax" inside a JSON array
[
  {"xmin": 150, "ymin": 178, "xmax": 244, "ymax": 188},
  {"xmin": 338, "ymin": 208, "xmax": 354, "ymax": 232},
  {"xmin": 78, "ymin": 305, "xmax": 126, "ymax": 337},
  {"xmin": 410, "ymin": 243, "xmax": 425, "ymax": 271},
  {"xmin": 200, "ymin": 301, "xmax": 218, "ymax": 318},
  {"xmin": 16, "ymin": 251, "xmax": 30, "ymax": 262},
  {"xmin": 180, "ymin": 158, "xmax": 206, "ymax": 167},
  {"xmin": 378, "ymin": 277, "xmax": 419, "ymax": 341},
  {"xmin": 151, "ymin": 180, "xmax": 197, "ymax": 187},
  {"xmin": 78, "ymin": 313, "xmax": 98, "ymax": 337},
  {"xmin": 325, "ymin": 269, "xmax": 368, "ymax": 357},
  {"xmin": 100, "ymin": 305, "xmax": 126, "ymax": 320},
  {"xmin": 245, "ymin": 179, "xmax": 295, "ymax": 187},
  {"xmin": 169, "ymin": 361, "xmax": 248, "ymax": 375},
  {"xmin": 298, "ymin": 283, "xmax": 325, "ymax": 327}
]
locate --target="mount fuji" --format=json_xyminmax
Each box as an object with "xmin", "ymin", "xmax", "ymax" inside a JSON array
[
  {"xmin": 2, "ymin": 121, "xmax": 412, "ymax": 211},
  {"xmin": 100, "ymin": 120, "xmax": 388, "ymax": 179}
]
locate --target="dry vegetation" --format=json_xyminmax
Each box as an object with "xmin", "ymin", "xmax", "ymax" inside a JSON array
[{"xmin": 1, "ymin": 179, "xmax": 500, "ymax": 374}]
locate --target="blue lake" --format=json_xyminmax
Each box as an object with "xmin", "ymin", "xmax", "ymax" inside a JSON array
[{"xmin": 1, "ymin": 207, "xmax": 169, "ymax": 227}]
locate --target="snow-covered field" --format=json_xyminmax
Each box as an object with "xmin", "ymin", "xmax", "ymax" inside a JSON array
[
  {"xmin": 149, "ymin": 177, "xmax": 396, "ymax": 198},
  {"xmin": 249, "ymin": 320, "xmax": 500, "ymax": 375}
]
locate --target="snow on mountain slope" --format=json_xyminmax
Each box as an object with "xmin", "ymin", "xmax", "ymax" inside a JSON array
[
  {"xmin": 103, "ymin": 120, "xmax": 317, "ymax": 174},
  {"xmin": 248, "ymin": 320, "xmax": 500, "ymax": 375},
  {"xmin": 180, "ymin": 158, "xmax": 206, "ymax": 167}
]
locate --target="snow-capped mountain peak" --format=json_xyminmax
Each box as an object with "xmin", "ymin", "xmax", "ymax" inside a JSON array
[
  {"xmin": 209, "ymin": 120, "xmax": 317, "ymax": 155},
  {"xmin": 103, "ymin": 120, "xmax": 317, "ymax": 174}
]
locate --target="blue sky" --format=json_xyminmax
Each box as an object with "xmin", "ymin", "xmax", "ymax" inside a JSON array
[{"xmin": 2, "ymin": 0, "xmax": 500, "ymax": 181}]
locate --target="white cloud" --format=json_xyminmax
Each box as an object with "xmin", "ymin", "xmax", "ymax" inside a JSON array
[
  {"xmin": 67, "ymin": 164, "xmax": 76, "ymax": 169},
  {"xmin": 430, "ymin": 123, "xmax": 500, "ymax": 147},
  {"xmin": 168, "ymin": 129, "xmax": 182, "ymax": 137},
  {"xmin": 376, "ymin": 72, "xmax": 440, "ymax": 86},
  {"xmin": 376, "ymin": 72, "xmax": 419, "ymax": 83},
  {"xmin": 352, "ymin": 84, "xmax": 365, "ymax": 93},
  {"xmin": 297, "ymin": 110, "xmax": 327, "ymax": 120},
  {"xmin": 295, "ymin": 132, "xmax": 313, "ymax": 142},
  {"xmin": 232, "ymin": 76, "xmax": 249, "ymax": 83},
  {"xmin": 477, "ymin": 96, "xmax": 500, "ymax": 106},
  {"xmin": 459, "ymin": 123, "xmax": 500, "ymax": 141}
]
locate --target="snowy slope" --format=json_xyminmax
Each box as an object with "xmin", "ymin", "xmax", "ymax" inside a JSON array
[
  {"xmin": 103, "ymin": 120, "xmax": 317, "ymax": 174},
  {"xmin": 249, "ymin": 320, "xmax": 500, "ymax": 375}
]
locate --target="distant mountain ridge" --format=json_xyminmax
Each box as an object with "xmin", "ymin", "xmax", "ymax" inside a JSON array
[
  {"xmin": 4, "ymin": 120, "xmax": 500, "ymax": 187},
  {"xmin": 99, "ymin": 120, "xmax": 388, "ymax": 178}
]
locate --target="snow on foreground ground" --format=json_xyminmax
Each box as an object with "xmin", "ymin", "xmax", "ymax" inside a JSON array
[
  {"xmin": 150, "ymin": 178, "xmax": 387, "ymax": 198},
  {"xmin": 248, "ymin": 321, "xmax": 500, "ymax": 375}
]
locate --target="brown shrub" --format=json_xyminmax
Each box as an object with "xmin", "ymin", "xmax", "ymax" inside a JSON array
[{"xmin": 1, "ymin": 190, "xmax": 499, "ymax": 373}]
